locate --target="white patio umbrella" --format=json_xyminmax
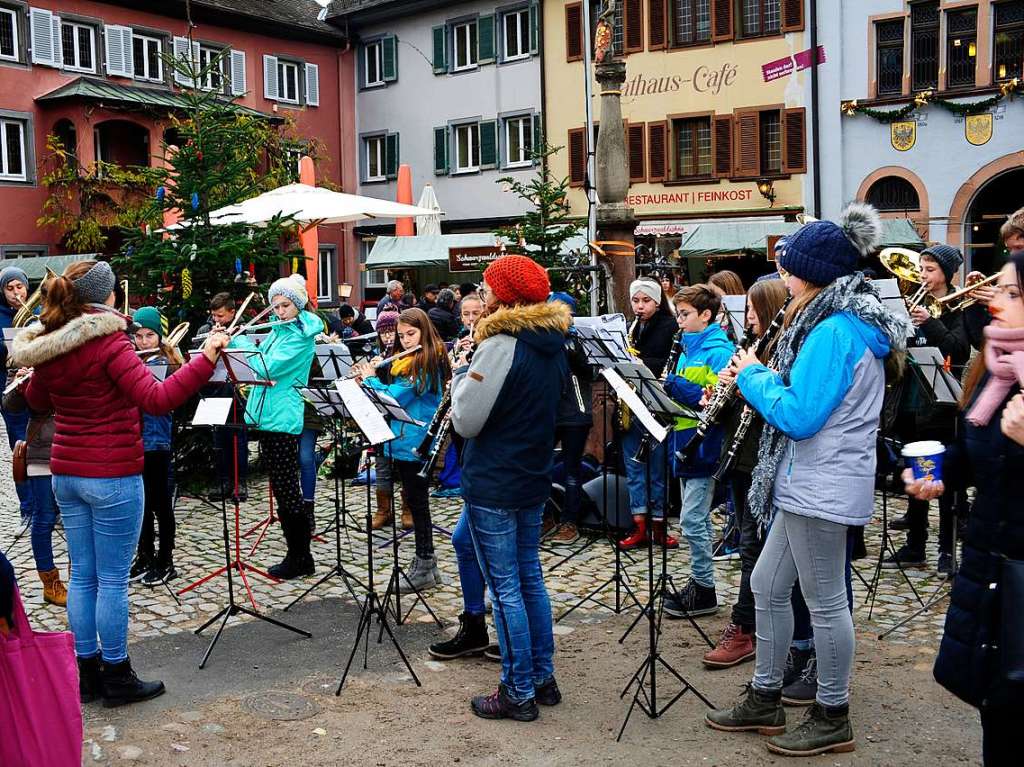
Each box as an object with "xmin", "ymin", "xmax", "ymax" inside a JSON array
[{"xmin": 415, "ymin": 184, "xmax": 443, "ymax": 236}]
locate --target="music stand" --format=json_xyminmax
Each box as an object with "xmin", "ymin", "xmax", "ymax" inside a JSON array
[
  {"xmin": 720, "ymin": 295, "xmax": 747, "ymax": 343},
  {"xmin": 333, "ymin": 378, "xmax": 421, "ymax": 694}
]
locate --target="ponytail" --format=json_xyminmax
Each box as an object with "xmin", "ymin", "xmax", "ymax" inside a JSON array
[{"xmin": 40, "ymin": 260, "xmax": 96, "ymax": 332}]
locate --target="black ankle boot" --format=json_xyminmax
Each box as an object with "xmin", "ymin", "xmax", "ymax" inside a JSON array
[
  {"xmin": 429, "ymin": 612, "xmax": 489, "ymax": 659},
  {"xmin": 303, "ymin": 500, "xmax": 316, "ymax": 537},
  {"xmin": 78, "ymin": 654, "xmax": 103, "ymax": 704},
  {"xmin": 101, "ymin": 657, "xmax": 165, "ymax": 708}
]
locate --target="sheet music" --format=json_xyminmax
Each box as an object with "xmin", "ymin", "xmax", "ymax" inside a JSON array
[
  {"xmin": 192, "ymin": 398, "xmax": 233, "ymax": 426},
  {"xmin": 299, "ymin": 386, "xmax": 349, "ymax": 417},
  {"xmin": 909, "ymin": 347, "xmax": 962, "ymax": 404},
  {"xmin": 314, "ymin": 343, "xmax": 353, "ymax": 380},
  {"xmin": 210, "ymin": 349, "xmax": 269, "ymax": 384},
  {"xmin": 601, "ymin": 368, "xmax": 668, "ymax": 443},
  {"xmin": 574, "ymin": 314, "xmax": 633, "ymax": 363},
  {"xmin": 872, "ymin": 278, "xmax": 910, "ymax": 320},
  {"xmin": 370, "ymin": 389, "xmax": 423, "ymax": 426},
  {"xmin": 721, "ymin": 295, "xmax": 747, "ymax": 341},
  {"xmin": 336, "ymin": 378, "xmax": 395, "ymax": 445},
  {"xmin": 2, "ymin": 327, "xmax": 26, "ymax": 344}
]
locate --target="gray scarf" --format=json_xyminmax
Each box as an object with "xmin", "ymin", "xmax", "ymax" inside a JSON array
[{"xmin": 747, "ymin": 273, "xmax": 913, "ymax": 530}]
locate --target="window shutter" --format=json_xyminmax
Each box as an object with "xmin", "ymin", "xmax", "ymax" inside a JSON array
[
  {"xmin": 565, "ymin": 3, "xmax": 583, "ymax": 62},
  {"xmin": 782, "ymin": 107, "xmax": 807, "ymax": 174},
  {"xmin": 121, "ymin": 26, "xmax": 134, "ymax": 76},
  {"xmin": 529, "ymin": 3, "xmax": 540, "ymax": 54},
  {"xmin": 230, "ymin": 49, "xmax": 246, "ymax": 95},
  {"xmin": 263, "ymin": 54, "xmax": 279, "ymax": 99},
  {"xmin": 305, "ymin": 62, "xmax": 320, "ymax": 106},
  {"xmin": 568, "ymin": 127, "xmax": 586, "ymax": 187},
  {"xmin": 624, "ymin": 0, "xmax": 644, "ymax": 53},
  {"xmin": 432, "ymin": 25, "xmax": 447, "ymax": 73},
  {"xmin": 627, "ymin": 122, "xmax": 646, "ymax": 183},
  {"xmin": 104, "ymin": 25, "xmax": 132, "ymax": 77},
  {"xmin": 647, "ymin": 121, "xmax": 667, "ymax": 182},
  {"xmin": 781, "ymin": 0, "xmax": 805, "ymax": 33},
  {"xmin": 382, "ymin": 35, "xmax": 397, "ymax": 81},
  {"xmin": 648, "ymin": 0, "xmax": 667, "ymax": 50},
  {"xmin": 711, "ymin": 0, "xmax": 733, "ymax": 42},
  {"xmin": 733, "ymin": 111, "xmax": 759, "ymax": 178},
  {"xmin": 478, "ymin": 16, "xmax": 495, "ymax": 64},
  {"xmin": 480, "ymin": 120, "xmax": 498, "ymax": 168},
  {"xmin": 51, "ymin": 14, "xmax": 62, "ymax": 67},
  {"xmin": 712, "ymin": 114, "xmax": 733, "ymax": 178},
  {"xmin": 173, "ymin": 36, "xmax": 193, "ymax": 85},
  {"xmin": 532, "ymin": 113, "xmax": 542, "ymax": 162},
  {"xmin": 385, "ymin": 133, "xmax": 399, "ymax": 178},
  {"xmin": 434, "ymin": 126, "xmax": 449, "ymax": 175},
  {"xmin": 30, "ymin": 8, "xmax": 56, "ymax": 66}
]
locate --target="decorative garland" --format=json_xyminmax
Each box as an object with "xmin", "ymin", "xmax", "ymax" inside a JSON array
[{"xmin": 841, "ymin": 78, "xmax": 1021, "ymax": 122}]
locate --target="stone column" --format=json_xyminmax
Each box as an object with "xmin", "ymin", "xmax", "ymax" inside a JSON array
[{"xmin": 594, "ymin": 59, "xmax": 636, "ymax": 314}]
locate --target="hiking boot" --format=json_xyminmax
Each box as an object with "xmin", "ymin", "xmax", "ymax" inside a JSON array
[
  {"xmin": 766, "ymin": 702, "xmax": 855, "ymax": 756},
  {"xmin": 783, "ymin": 646, "xmax": 814, "ymax": 688},
  {"xmin": 129, "ymin": 555, "xmax": 153, "ymax": 583},
  {"xmin": 703, "ymin": 623, "xmax": 755, "ymax": 668},
  {"xmin": 141, "ymin": 562, "xmax": 178, "ymax": 587},
  {"xmin": 705, "ymin": 684, "xmax": 785, "ymax": 735},
  {"xmin": 618, "ymin": 517, "xmax": 648, "ymax": 551},
  {"xmin": 881, "ymin": 545, "xmax": 926, "ymax": 570},
  {"xmin": 548, "ymin": 522, "xmax": 579, "ymax": 545},
  {"xmin": 371, "ymin": 488, "xmax": 394, "ymax": 530},
  {"xmin": 78, "ymin": 654, "xmax": 103, "ymax": 704},
  {"xmin": 664, "ymin": 579, "xmax": 719, "ymax": 618},
  {"xmin": 484, "ymin": 643, "xmax": 501, "ymax": 662},
  {"xmin": 399, "ymin": 556, "xmax": 438, "ymax": 594},
  {"xmin": 541, "ymin": 515, "xmax": 557, "ymax": 538},
  {"xmin": 651, "ymin": 519, "xmax": 679, "ymax": 549},
  {"xmin": 936, "ymin": 551, "xmax": 956, "ymax": 577},
  {"xmin": 535, "ymin": 677, "xmax": 562, "ymax": 706},
  {"xmin": 429, "ymin": 612, "xmax": 489, "ymax": 659},
  {"xmin": 783, "ymin": 651, "xmax": 817, "ymax": 706},
  {"xmin": 38, "ymin": 568, "xmax": 68, "ymax": 607},
  {"xmin": 888, "ymin": 514, "xmax": 910, "ymax": 531},
  {"xmin": 101, "ymin": 657, "xmax": 166, "ymax": 708},
  {"xmin": 401, "ymin": 499, "xmax": 413, "ymax": 530},
  {"xmin": 470, "ymin": 683, "xmax": 539, "ymax": 722}
]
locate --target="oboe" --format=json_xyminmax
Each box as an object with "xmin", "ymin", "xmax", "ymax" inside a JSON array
[{"xmin": 676, "ymin": 298, "xmax": 790, "ymax": 463}]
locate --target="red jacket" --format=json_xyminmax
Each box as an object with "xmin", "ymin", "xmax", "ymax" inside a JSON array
[{"xmin": 11, "ymin": 309, "xmax": 214, "ymax": 478}]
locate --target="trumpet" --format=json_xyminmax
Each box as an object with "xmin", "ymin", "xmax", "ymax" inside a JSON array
[{"xmin": 935, "ymin": 272, "xmax": 999, "ymax": 313}]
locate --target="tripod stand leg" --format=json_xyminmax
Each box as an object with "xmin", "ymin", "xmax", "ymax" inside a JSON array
[
  {"xmin": 877, "ymin": 585, "xmax": 950, "ymax": 640},
  {"xmin": 195, "ymin": 604, "xmax": 230, "ymax": 635},
  {"xmin": 374, "ymin": 602, "xmax": 422, "ymax": 687},
  {"xmin": 235, "ymin": 605, "xmax": 312, "ymax": 637},
  {"xmin": 198, "ymin": 606, "xmax": 235, "ymax": 669},
  {"xmin": 336, "ymin": 596, "xmax": 374, "ymax": 694}
]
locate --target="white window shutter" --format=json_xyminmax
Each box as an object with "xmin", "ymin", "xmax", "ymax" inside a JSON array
[
  {"xmin": 30, "ymin": 8, "xmax": 55, "ymax": 66},
  {"xmin": 50, "ymin": 14, "xmax": 62, "ymax": 67},
  {"xmin": 121, "ymin": 27, "xmax": 134, "ymax": 76},
  {"xmin": 172, "ymin": 36, "xmax": 192, "ymax": 85},
  {"xmin": 263, "ymin": 54, "xmax": 278, "ymax": 100},
  {"xmin": 305, "ymin": 62, "xmax": 319, "ymax": 106},
  {"xmin": 104, "ymin": 25, "xmax": 132, "ymax": 77},
  {"xmin": 230, "ymin": 49, "xmax": 246, "ymax": 95}
]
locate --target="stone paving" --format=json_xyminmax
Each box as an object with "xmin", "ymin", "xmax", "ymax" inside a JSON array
[{"xmin": 1, "ymin": 432, "xmax": 953, "ymax": 649}]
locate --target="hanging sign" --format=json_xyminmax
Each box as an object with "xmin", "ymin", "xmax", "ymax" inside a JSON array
[
  {"xmin": 965, "ymin": 113, "xmax": 993, "ymax": 146},
  {"xmin": 891, "ymin": 121, "xmax": 917, "ymax": 151},
  {"xmin": 448, "ymin": 245, "xmax": 503, "ymax": 272}
]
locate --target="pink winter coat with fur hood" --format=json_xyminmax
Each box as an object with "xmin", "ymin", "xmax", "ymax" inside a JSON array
[{"xmin": 11, "ymin": 309, "xmax": 214, "ymax": 478}]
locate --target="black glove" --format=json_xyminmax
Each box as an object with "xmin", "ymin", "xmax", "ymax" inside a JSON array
[{"xmin": 0, "ymin": 551, "xmax": 15, "ymax": 627}]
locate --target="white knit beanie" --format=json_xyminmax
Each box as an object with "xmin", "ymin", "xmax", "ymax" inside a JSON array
[
  {"xmin": 268, "ymin": 273, "xmax": 308, "ymax": 310},
  {"xmin": 629, "ymin": 278, "xmax": 662, "ymax": 305}
]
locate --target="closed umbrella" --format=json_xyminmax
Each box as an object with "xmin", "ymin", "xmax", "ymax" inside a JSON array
[{"xmin": 415, "ymin": 185, "xmax": 443, "ymax": 236}]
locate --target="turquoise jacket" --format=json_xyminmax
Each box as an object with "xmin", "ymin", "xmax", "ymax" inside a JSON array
[
  {"xmin": 363, "ymin": 373, "xmax": 443, "ymax": 463},
  {"xmin": 231, "ymin": 310, "xmax": 322, "ymax": 435}
]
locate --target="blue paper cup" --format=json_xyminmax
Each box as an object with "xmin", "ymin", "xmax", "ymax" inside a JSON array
[{"xmin": 902, "ymin": 441, "xmax": 945, "ymax": 483}]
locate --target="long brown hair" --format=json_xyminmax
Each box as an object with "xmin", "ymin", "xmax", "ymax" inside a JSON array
[
  {"xmin": 709, "ymin": 270, "xmax": 745, "ymax": 296},
  {"xmin": 783, "ymin": 284, "xmax": 824, "ymax": 328},
  {"xmin": 39, "ymin": 260, "xmax": 100, "ymax": 332},
  {"xmin": 748, "ymin": 278, "xmax": 788, "ymax": 359},
  {"xmin": 397, "ymin": 308, "xmax": 451, "ymax": 395}
]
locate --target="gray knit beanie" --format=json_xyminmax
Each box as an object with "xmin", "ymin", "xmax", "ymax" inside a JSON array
[
  {"xmin": 72, "ymin": 261, "xmax": 117, "ymax": 304},
  {"xmin": 920, "ymin": 244, "xmax": 963, "ymax": 284},
  {"xmin": 0, "ymin": 266, "xmax": 29, "ymax": 308}
]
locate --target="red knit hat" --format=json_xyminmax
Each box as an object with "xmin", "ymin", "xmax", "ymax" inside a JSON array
[{"xmin": 483, "ymin": 255, "xmax": 550, "ymax": 305}]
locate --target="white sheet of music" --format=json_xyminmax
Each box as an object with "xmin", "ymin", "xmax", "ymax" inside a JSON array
[
  {"xmin": 336, "ymin": 378, "xmax": 395, "ymax": 445},
  {"xmin": 192, "ymin": 397, "xmax": 233, "ymax": 426},
  {"xmin": 601, "ymin": 368, "xmax": 668, "ymax": 444}
]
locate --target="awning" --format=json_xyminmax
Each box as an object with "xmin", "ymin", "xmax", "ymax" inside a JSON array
[
  {"xmin": 365, "ymin": 234, "xmax": 501, "ymax": 269},
  {"xmin": 0, "ymin": 254, "xmax": 96, "ymax": 280},
  {"xmin": 36, "ymin": 77, "xmax": 276, "ymax": 120}
]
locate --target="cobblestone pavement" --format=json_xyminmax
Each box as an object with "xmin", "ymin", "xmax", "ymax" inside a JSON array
[{"xmin": 1, "ymin": 435, "xmax": 952, "ymax": 648}]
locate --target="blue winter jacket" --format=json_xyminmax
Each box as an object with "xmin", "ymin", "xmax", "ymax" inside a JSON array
[
  {"xmin": 362, "ymin": 372, "xmax": 443, "ymax": 463},
  {"xmin": 664, "ymin": 323, "xmax": 735, "ymax": 478},
  {"xmin": 738, "ymin": 312, "xmax": 890, "ymax": 527},
  {"xmin": 141, "ymin": 355, "xmax": 173, "ymax": 451}
]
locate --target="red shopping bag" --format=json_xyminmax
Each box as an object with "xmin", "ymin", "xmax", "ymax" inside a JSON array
[{"xmin": 0, "ymin": 586, "xmax": 82, "ymax": 767}]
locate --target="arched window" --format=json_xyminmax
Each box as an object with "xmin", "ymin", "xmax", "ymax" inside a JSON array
[{"xmin": 866, "ymin": 176, "xmax": 921, "ymax": 212}]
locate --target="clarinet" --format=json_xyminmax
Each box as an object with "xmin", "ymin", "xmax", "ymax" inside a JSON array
[
  {"xmin": 660, "ymin": 329, "xmax": 684, "ymax": 383},
  {"xmin": 712, "ymin": 404, "xmax": 755, "ymax": 482},
  {"xmin": 676, "ymin": 299, "xmax": 790, "ymax": 463},
  {"xmin": 415, "ymin": 346, "xmax": 474, "ymax": 474}
]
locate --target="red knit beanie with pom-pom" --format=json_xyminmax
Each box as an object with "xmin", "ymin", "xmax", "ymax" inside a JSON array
[{"xmin": 483, "ymin": 255, "xmax": 550, "ymax": 305}]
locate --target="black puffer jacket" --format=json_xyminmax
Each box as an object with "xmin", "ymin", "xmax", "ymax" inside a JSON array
[
  {"xmin": 933, "ymin": 379, "xmax": 1024, "ymax": 710},
  {"xmin": 630, "ymin": 309, "xmax": 676, "ymax": 378}
]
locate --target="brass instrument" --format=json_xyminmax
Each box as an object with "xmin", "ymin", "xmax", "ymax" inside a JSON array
[
  {"xmin": 12, "ymin": 268, "xmax": 57, "ymax": 327},
  {"xmin": 618, "ymin": 318, "xmax": 640, "ymax": 431},
  {"xmin": 119, "ymin": 279, "xmax": 130, "ymax": 315},
  {"xmin": 878, "ymin": 246, "xmax": 991, "ymax": 319},
  {"xmin": 415, "ymin": 344, "xmax": 473, "ymax": 479},
  {"xmin": 934, "ymin": 272, "xmax": 999, "ymax": 313}
]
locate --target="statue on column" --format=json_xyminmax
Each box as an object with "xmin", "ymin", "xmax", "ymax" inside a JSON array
[{"xmin": 594, "ymin": 0, "xmax": 616, "ymax": 63}]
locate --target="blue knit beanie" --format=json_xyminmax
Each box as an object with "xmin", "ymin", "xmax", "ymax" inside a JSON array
[
  {"xmin": 779, "ymin": 203, "xmax": 883, "ymax": 286},
  {"xmin": 920, "ymin": 244, "xmax": 963, "ymax": 284},
  {"xmin": 548, "ymin": 291, "xmax": 578, "ymax": 314}
]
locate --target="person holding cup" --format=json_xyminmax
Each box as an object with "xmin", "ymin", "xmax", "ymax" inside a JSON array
[{"xmin": 907, "ymin": 252, "xmax": 1024, "ymax": 766}]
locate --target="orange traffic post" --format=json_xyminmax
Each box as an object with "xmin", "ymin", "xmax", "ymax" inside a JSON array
[
  {"xmin": 395, "ymin": 163, "xmax": 414, "ymax": 236},
  {"xmin": 298, "ymin": 155, "xmax": 319, "ymax": 309}
]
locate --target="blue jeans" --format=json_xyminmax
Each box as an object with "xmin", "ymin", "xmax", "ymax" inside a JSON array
[
  {"xmin": 791, "ymin": 525, "xmax": 857, "ymax": 645},
  {"xmin": 29, "ymin": 475, "xmax": 58, "ymax": 571},
  {"xmin": 54, "ymin": 474, "xmax": 144, "ymax": 663},
  {"xmin": 621, "ymin": 423, "xmax": 666, "ymax": 519},
  {"xmin": 299, "ymin": 427, "xmax": 318, "ymax": 501},
  {"xmin": 2, "ymin": 407, "xmax": 33, "ymax": 515},
  {"xmin": 452, "ymin": 509, "xmax": 486, "ymax": 615},
  {"xmin": 465, "ymin": 502, "xmax": 554, "ymax": 700},
  {"xmin": 679, "ymin": 476, "xmax": 716, "ymax": 588}
]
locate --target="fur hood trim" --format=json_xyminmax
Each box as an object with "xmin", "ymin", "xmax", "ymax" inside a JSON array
[
  {"xmin": 474, "ymin": 301, "xmax": 571, "ymax": 343},
  {"xmin": 11, "ymin": 312, "xmax": 127, "ymax": 368}
]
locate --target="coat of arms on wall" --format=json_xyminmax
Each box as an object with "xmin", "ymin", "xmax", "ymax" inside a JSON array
[
  {"xmin": 891, "ymin": 121, "xmax": 916, "ymax": 151},
  {"xmin": 965, "ymin": 113, "xmax": 993, "ymax": 146}
]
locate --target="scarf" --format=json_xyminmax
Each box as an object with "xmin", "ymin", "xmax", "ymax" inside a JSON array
[
  {"xmin": 965, "ymin": 324, "xmax": 1024, "ymax": 426},
  {"xmin": 747, "ymin": 273, "xmax": 913, "ymax": 529}
]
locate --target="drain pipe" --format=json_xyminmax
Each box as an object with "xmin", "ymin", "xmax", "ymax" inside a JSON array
[{"xmin": 810, "ymin": 0, "xmax": 821, "ymax": 219}]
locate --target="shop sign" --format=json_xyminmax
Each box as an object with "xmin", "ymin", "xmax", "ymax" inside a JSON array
[{"xmin": 448, "ymin": 245, "xmax": 503, "ymax": 272}]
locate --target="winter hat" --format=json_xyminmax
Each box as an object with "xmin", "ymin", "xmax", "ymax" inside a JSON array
[
  {"xmin": 71, "ymin": 261, "xmax": 117, "ymax": 304},
  {"xmin": 132, "ymin": 306, "xmax": 164, "ymax": 336},
  {"xmin": 375, "ymin": 310, "xmax": 400, "ymax": 333},
  {"xmin": 629, "ymin": 278, "xmax": 662, "ymax": 304},
  {"xmin": 548, "ymin": 291, "xmax": 578, "ymax": 314},
  {"xmin": 920, "ymin": 243, "xmax": 963, "ymax": 284},
  {"xmin": 338, "ymin": 304, "xmax": 356, "ymax": 319},
  {"xmin": 779, "ymin": 203, "xmax": 882, "ymax": 286},
  {"xmin": 423, "ymin": 283, "xmax": 440, "ymax": 295},
  {"xmin": 268, "ymin": 273, "xmax": 308, "ymax": 310},
  {"xmin": 0, "ymin": 266, "xmax": 29, "ymax": 307},
  {"xmin": 483, "ymin": 255, "xmax": 550, "ymax": 305},
  {"xmin": 436, "ymin": 288, "xmax": 456, "ymax": 309}
]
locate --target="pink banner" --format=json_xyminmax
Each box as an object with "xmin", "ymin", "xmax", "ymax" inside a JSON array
[
  {"xmin": 761, "ymin": 46, "xmax": 826, "ymax": 82},
  {"xmin": 793, "ymin": 45, "xmax": 826, "ymax": 71}
]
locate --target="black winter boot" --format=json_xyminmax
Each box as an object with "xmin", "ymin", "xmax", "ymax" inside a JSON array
[
  {"xmin": 78, "ymin": 654, "xmax": 103, "ymax": 704},
  {"xmin": 100, "ymin": 657, "xmax": 165, "ymax": 708},
  {"xmin": 303, "ymin": 499, "xmax": 316, "ymax": 537},
  {"xmin": 429, "ymin": 612, "xmax": 489, "ymax": 659}
]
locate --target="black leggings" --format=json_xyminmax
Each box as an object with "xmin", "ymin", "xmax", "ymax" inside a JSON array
[
  {"xmin": 260, "ymin": 432, "xmax": 308, "ymax": 558},
  {"xmin": 395, "ymin": 460, "xmax": 434, "ymax": 560},
  {"xmin": 139, "ymin": 450, "xmax": 175, "ymax": 565}
]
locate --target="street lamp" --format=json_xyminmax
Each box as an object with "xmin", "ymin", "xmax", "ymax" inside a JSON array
[{"xmin": 756, "ymin": 178, "xmax": 777, "ymax": 207}]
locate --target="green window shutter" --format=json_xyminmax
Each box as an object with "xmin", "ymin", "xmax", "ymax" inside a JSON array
[
  {"xmin": 480, "ymin": 120, "xmax": 498, "ymax": 168},
  {"xmin": 382, "ymin": 35, "xmax": 397, "ymax": 81},
  {"xmin": 529, "ymin": 3, "xmax": 539, "ymax": 54},
  {"xmin": 432, "ymin": 25, "xmax": 447, "ymax": 73},
  {"xmin": 433, "ymin": 126, "xmax": 449, "ymax": 175},
  {"xmin": 385, "ymin": 133, "xmax": 399, "ymax": 178},
  {"xmin": 478, "ymin": 16, "xmax": 495, "ymax": 64},
  {"xmin": 532, "ymin": 113, "xmax": 542, "ymax": 163}
]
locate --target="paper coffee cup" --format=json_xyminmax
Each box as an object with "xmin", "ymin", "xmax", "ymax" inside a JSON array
[{"xmin": 902, "ymin": 440, "xmax": 945, "ymax": 482}]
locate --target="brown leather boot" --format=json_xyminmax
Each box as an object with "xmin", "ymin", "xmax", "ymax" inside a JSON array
[
  {"xmin": 39, "ymin": 568, "xmax": 68, "ymax": 607},
  {"xmin": 371, "ymin": 488, "xmax": 394, "ymax": 530},
  {"xmin": 401, "ymin": 497, "xmax": 413, "ymax": 530}
]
